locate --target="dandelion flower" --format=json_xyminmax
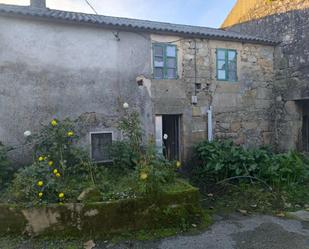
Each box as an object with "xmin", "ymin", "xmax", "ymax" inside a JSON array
[
  {"xmin": 140, "ymin": 172, "xmax": 148, "ymax": 180},
  {"xmin": 38, "ymin": 192, "xmax": 43, "ymax": 198},
  {"xmin": 48, "ymin": 161, "xmax": 54, "ymax": 167},
  {"xmin": 38, "ymin": 156, "xmax": 44, "ymax": 162},
  {"xmin": 58, "ymin": 192, "xmax": 65, "ymax": 199},
  {"xmin": 51, "ymin": 119, "xmax": 58, "ymax": 127},
  {"xmin": 53, "ymin": 169, "xmax": 58, "ymax": 174},
  {"xmin": 67, "ymin": 131, "xmax": 74, "ymax": 137},
  {"xmin": 37, "ymin": 181, "xmax": 44, "ymax": 187},
  {"xmin": 56, "ymin": 173, "xmax": 61, "ymax": 177}
]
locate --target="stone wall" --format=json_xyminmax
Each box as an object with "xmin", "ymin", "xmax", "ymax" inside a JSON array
[
  {"xmin": 222, "ymin": 0, "xmax": 309, "ymax": 29},
  {"xmin": 180, "ymin": 39, "xmax": 275, "ymax": 148},
  {"xmin": 224, "ymin": 0, "xmax": 309, "ymax": 151},
  {"xmin": 0, "ymin": 182, "xmax": 203, "ymax": 237},
  {"xmin": 0, "ymin": 14, "xmax": 276, "ymax": 164},
  {"xmin": 149, "ymin": 35, "xmax": 275, "ymax": 159}
]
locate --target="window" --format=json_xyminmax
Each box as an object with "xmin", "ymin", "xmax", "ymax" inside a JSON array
[
  {"xmin": 216, "ymin": 49, "xmax": 237, "ymax": 82},
  {"xmin": 153, "ymin": 43, "xmax": 177, "ymax": 79},
  {"xmin": 90, "ymin": 132, "xmax": 113, "ymax": 162}
]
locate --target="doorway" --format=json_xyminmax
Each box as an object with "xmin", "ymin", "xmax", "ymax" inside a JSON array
[
  {"xmin": 302, "ymin": 115, "xmax": 309, "ymax": 152},
  {"xmin": 155, "ymin": 115, "xmax": 181, "ymax": 161},
  {"xmin": 302, "ymin": 101, "xmax": 309, "ymax": 152}
]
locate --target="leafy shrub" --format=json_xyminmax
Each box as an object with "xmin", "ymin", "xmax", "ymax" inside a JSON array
[
  {"xmin": 133, "ymin": 141, "xmax": 177, "ymax": 196},
  {"xmin": 0, "ymin": 142, "xmax": 12, "ymax": 187},
  {"xmin": 8, "ymin": 118, "xmax": 96, "ymax": 203},
  {"xmin": 193, "ymin": 140, "xmax": 309, "ymax": 188}
]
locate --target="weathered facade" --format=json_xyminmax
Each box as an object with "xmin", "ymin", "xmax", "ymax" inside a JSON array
[
  {"xmin": 0, "ymin": 1, "xmax": 277, "ymax": 164},
  {"xmin": 222, "ymin": 0, "xmax": 309, "ymax": 152}
]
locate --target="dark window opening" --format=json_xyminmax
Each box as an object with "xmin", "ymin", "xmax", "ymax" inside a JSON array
[{"xmin": 91, "ymin": 132, "xmax": 112, "ymax": 162}]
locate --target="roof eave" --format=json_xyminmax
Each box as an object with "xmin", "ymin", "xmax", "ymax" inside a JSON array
[{"xmin": 0, "ymin": 9, "xmax": 279, "ymax": 46}]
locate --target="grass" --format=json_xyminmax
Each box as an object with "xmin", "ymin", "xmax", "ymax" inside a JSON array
[{"xmin": 200, "ymin": 181, "xmax": 309, "ymax": 216}]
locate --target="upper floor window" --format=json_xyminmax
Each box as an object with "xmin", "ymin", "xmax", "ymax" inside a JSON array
[
  {"xmin": 216, "ymin": 49, "xmax": 237, "ymax": 82},
  {"xmin": 153, "ymin": 43, "xmax": 177, "ymax": 80}
]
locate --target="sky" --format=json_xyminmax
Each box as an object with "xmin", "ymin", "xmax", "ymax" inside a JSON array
[{"xmin": 0, "ymin": 0, "xmax": 237, "ymax": 28}]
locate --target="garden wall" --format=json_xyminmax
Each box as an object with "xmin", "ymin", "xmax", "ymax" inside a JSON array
[{"xmin": 0, "ymin": 186, "xmax": 203, "ymax": 237}]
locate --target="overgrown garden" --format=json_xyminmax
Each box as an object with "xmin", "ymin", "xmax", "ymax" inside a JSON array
[{"xmin": 191, "ymin": 140, "xmax": 309, "ymax": 214}]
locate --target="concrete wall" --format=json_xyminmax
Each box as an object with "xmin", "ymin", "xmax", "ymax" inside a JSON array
[
  {"xmin": 0, "ymin": 16, "xmax": 153, "ymax": 163},
  {"xmin": 0, "ymin": 14, "xmax": 275, "ymax": 163},
  {"xmin": 224, "ymin": 0, "xmax": 309, "ymax": 151}
]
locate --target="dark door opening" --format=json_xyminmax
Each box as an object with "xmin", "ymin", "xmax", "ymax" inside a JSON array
[
  {"xmin": 302, "ymin": 115, "xmax": 309, "ymax": 152},
  {"xmin": 162, "ymin": 115, "xmax": 180, "ymax": 161},
  {"xmin": 301, "ymin": 101, "xmax": 309, "ymax": 152}
]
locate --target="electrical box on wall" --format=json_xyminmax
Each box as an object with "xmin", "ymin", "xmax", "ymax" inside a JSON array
[{"xmin": 191, "ymin": 96, "xmax": 198, "ymax": 105}]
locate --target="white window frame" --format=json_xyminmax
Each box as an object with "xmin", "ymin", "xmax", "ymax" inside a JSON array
[{"xmin": 89, "ymin": 131, "xmax": 114, "ymax": 163}]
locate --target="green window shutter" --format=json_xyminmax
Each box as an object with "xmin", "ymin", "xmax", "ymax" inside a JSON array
[
  {"xmin": 216, "ymin": 48, "xmax": 238, "ymax": 82},
  {"xmin": 153, "ymin": 43, "xmax": 177, "ymax": 80}
]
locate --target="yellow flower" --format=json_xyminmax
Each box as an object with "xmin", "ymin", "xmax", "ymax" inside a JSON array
[
  {"xmin": 37, "ymin": 181, "xmax": 44, "ymax": 187},
  {"xmin": 176, "ymin": 161, "xmax": 182, "ymax": 169},
  {"xmin": 38, "ymin": 156, "xmax": 44, "ymax": 162},
  {"xmin": 51, "ymin": 119, "xmax": 58, "ymax": 127},
  {"xmin": 48, "ymin": 161, "xmax": 54, "ymax": 167},
  {"xmin": 67, "ymin": 131, "xmax": 74, "ymax": 137},
  {"xmin": 38, "ymin": 192, "xmax": 43, "ymax": 198},
  {"xmin": 53, "ymin": 169, "xmax": 58, "ymax": 174},
  {"xmin": 58, "ymin": 192, "xmax": 65, "ymax": 199},
  {"xmin": 56, "ymin": 173, "xmax": 61, "ymax": 177},
  {"xmin": 140, "ymin": 172, "xmax": 148, "ymax": 180}
]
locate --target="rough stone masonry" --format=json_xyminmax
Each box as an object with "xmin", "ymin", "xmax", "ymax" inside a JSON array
[{"xmin": 223, "ymin": 0, "xmax": 309, "ymax": 151}]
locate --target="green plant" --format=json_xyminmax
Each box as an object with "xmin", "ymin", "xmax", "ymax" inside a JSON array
[
  {"xmin": 192, "ymin": 140, "xmax": 309, "ymax": 189},
  {"xmin": 0, "ymin": 142, "xmax": 12, "ymax": 187},
  {"xmin": 133, "ymin": 140, "xmax": 176, "ymax": 196},
  {"xmin": 7, "ymin": 118, "xmax": 97, "ymax": 204}
]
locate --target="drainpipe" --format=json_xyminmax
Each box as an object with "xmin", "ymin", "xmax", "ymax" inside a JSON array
[{"xmin": 207, "ymin": 106, "xmax": 213, "ymax": 142}]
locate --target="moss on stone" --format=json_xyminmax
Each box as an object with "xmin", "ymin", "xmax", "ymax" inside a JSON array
[{"xmin": 0, "ymin": 181, "xmax": 207, "ymax": 239}]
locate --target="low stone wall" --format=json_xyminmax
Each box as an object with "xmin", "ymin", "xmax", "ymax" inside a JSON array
[{"xmin": 0, "ymin": 185, "xmax": 203, "ymax": 237}]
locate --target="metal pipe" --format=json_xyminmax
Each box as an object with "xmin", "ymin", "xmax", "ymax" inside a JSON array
[{"xmin": 207, "ymin": 106, "xmax": 213, "ymax": 142}]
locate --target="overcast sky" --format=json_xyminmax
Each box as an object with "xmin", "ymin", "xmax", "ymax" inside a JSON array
[{"xmin": 0, "ymin": 0, "xmax": 236, "ymax": 28}]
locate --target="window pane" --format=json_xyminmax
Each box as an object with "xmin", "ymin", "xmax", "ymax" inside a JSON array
[
  {"xmin": 154, "ymin": 68, "xmax": 164, "ymax": 79},
  {"xmin": 228, "ymin": 51, "xmax": 236, "ymax": 61},
  {"xmin": 228, "ymin": 61, "xmax": 237, "ymax": 71},
  {"xmin": 218, "ymin": 70, "xmax": 226, "ymax": 80},
  {"xmin": 166, "ymin": 46, "xmax": 176, "ymax": 57},
  {"xmin": 167, "ymin": 58, "xmax": 176, "ymax": 68},
  {"xmin": 167, "ymin": 68, "xmax": 176, "ymax": 79},
  {"xmin": 218, "ymin": 60, "xmax": 226, "ymax": 70},
  {"xmin": 228, "ymin": 71, "xmax": 237, "ymax": 81},
  {"xmin": 154, "ymin": 46, "xmax": 164, "ymax": 56},
  {"xmin": 154, "ymin": 57, "xmax": 164, "ymax": 67},
  {"xmin": 91, "ymin": 133, "xmax": 112, "ymax": 162},
  {"xmin": 217, "ymin": 50, "xmax": 225, "ymax": 60}
]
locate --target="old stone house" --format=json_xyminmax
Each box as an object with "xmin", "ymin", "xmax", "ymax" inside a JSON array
[
  {"xmin": 0, "ymin": 0, "xmax": 279, "ymax": 163},
  {"xmin": 222, "ymin": 0, "xmax": 309, "ymax": 152}
]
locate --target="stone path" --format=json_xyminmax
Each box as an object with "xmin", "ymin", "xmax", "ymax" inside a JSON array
[{"xmin": 98, "ymin": 214, "xmax": 309, "ymax": 249}]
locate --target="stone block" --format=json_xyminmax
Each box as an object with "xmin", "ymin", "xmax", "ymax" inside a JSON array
[
  {"xmin": 192, "ymin": 106, "xmax": 202, "ymax": 117},
  {"xmin": 243, "ymin": 122, "xmax": 258, "ymax": 130},
  {"xmin": 262, "ymin": 131, "xmax": 273, "ymax": 144},
  {"xmin": 231, "ymin": 122, "xmax": 242, "ymax": 132}
]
